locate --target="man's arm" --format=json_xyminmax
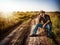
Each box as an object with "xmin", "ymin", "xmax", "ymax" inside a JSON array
[
  {"xmin": 43, "ymin": 20, "xmax": 50, "ymax": 28},
  {"xmin": 43, "ymin": 15, "xmax": 51, "ymax": 28},
  {"xmin": 45, "ymin": 20, "xmax": 50, "ymax": 25},
  {"xmin": 38, "ymin": 15, "xmax": 41, "ymax": 23}
]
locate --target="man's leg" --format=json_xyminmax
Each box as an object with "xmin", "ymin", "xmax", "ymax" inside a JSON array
[
  {"xmin": 32, "ymin": 23, "xmax": 43, "ymax": 35},
  {"xmin": 45, "ymin": 24, "xmax": 52, "ymax": 36},
  {"xmin": 45, "ymin": 24, "xmax": 59, "ymax": 45}
]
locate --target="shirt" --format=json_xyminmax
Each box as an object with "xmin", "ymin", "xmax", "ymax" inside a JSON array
[{"xmin": 39, "ymin": 14, "xmax": 52, "ymax": 24}]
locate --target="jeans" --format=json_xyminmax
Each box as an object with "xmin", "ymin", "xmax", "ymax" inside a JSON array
[{"xmin": 32, "ymin": 23, "xmax": 52, "ymax": 36}]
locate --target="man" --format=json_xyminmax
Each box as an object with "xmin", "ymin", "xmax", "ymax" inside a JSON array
[{"xmin": 30, "ymin": 10, "xmax": 52, "ymax": 37}]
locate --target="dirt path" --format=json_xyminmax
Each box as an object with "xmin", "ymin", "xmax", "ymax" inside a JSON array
[
  {"xmin": 0, "ymin": 19, "xmax": 31, "ymax": 45},
  {"xmin": 26, "ymin": 36, "xmax": 51, "ymax": 45},
  {"xmin": 25, "ymin": 26, "xmax": 52, "ymax": 45}
]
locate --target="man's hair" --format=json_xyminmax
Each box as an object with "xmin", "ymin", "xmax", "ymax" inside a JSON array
[{"xmin": 40, "ymin": 10, "xmax": 45, "ymax": 13}]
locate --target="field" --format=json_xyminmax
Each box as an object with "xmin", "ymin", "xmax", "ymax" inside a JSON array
[{"xmin": 0, "ymin": 11, "xmax": 60, "ymax": 44}]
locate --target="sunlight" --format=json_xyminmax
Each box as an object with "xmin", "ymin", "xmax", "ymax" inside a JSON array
[{"xmin": 1, "ymin": 11, "xmax": 12, "ymax": 18}]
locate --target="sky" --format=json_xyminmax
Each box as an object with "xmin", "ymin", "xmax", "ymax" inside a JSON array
[{"xmin": 0, "ymin": 0, "xmax": 60, "ymax": 12}]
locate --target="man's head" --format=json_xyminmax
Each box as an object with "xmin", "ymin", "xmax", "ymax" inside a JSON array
[
  {"xmin": 39, "ymin": 10, "xmax": 45, "ymax": 16},
  {"xmin": 40, "ymin": 10, "xmax": 45, "ymax": 13}
]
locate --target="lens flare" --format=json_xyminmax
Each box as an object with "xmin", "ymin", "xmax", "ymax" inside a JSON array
[{"xmin": 0, "ymin": 11, "xmax": 12, "ymax": 18}]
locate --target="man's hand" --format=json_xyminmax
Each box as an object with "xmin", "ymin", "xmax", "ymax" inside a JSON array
[
  {"xmin": 43, "ymin": 24, "xmax": 46, "ymax": 28},
  {"xmin": 43, "ymin": 20, "xmax": 50, "ymax": 28}
]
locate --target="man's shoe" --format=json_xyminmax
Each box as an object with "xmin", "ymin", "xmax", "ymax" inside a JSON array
[
  {"xmin": 29, "ymin": 34, "xmax": 37, "ymax": 37},
  {"xmin": 29, "ymin": 34, "xmax": 38, "ymax": 37}
]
